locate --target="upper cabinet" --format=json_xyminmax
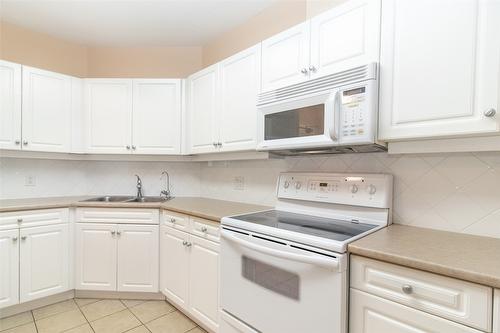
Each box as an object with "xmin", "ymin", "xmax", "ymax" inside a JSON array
[
  {"xmin": 261, "ymin": 0, "xmax": 381, "ymax": 92},
  {"xmin": 84, "ymin": 79, "xmax": 182, "ymax": 154},
  {"xmin": 0, "ymin": 60, "xmax": 22, "ymax": 150},
  {"xmin": 378, "ymin": 0, "xmax": 500, "ymax": 141},
  {"xmin": 188, "ymin": 44, "xmax": 261, "ymax": 154}
]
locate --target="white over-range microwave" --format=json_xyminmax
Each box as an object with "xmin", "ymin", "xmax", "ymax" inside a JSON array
[{"xmin": 257, "ymin": 63, "xmax": 386, "ymax": 155}]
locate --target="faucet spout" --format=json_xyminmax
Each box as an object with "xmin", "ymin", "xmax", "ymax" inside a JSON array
[
  {"xmin": 160, "ymin": 171, "xmax": 171, "ymax": 199},
  {"xmin": 135, "ymin": 174, "xmax": 143, "ymax": 199}
]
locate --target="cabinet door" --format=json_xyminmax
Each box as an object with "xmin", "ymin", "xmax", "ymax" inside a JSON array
[
  {"xmin": 379, "ymin": 0, "xmax": 500, "ymax": 140},
  {"xmin": 495, "ymin": 289, "xmax": 499, "ymax": 333},
  {"xmin": 160, "ymin": 226, "xmax": 190, "ymax": 308},
  {"xmin": 84, "ymin": 79, "xmax": 133, "ymax": 154},
  {"xmin": 75, "ymin": 223, "xmax": 117, "ymax": 291},
  {"xmin": 261, "ymin": 22, "xmax": 310, "ymax": 92},
  {"xmin": 310, "ymin": 0, "xmax": 380, "ymax": 78},
  {"xmin": 219, "ymin": 44, "xmax": 261, "ymax": 152},
  {"xmin": 188, "ymin": 64, "xmax": 219, "ymax": 154},
  {"xmin": 132, "ymin": 79, "xmax": 182, "ymax": 154},
  {"xmin": 19, "ymin": 224, "xmax": 69, "ymax": 302},
  {"xmin": 350, "ymin": 289, "xmax": 482, "ymax": 333},
  {"xmin": 0, "ymin": 229, "xmax": 19, "ymax": 309},
  {"xmin": 22, "ymin": 66, "xmax": 72, "ymax": 152},
  {"xmin": 188, "ymin": 235, "xmax": 219, "ymax": 332},
  {"xmin": 0, "ymin": 60, "xmax": 22, "ymax": 150},
  {"xmin": 117, "ymin": 224, "xmax": 159, "ymax": 292}
]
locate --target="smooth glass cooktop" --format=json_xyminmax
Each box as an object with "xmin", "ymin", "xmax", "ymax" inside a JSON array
[{"xmin": 232, "ymin": 210, "xmax": 378, "ymax": 241}]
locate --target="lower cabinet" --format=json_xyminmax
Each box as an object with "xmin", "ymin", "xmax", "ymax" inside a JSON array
[
  {"xmin": 75, "ymin": 223, "xmax": 159, "ymax": 292},
  {"xmin": 495, "ymin": 289, "xmax": 499, "ymax": 333},
  {"xmin": 0, "ymin": 229, "xmax": 19, "ymax": 308},
  {"xmin": 160, "ymin": 223, "xmax": 219, "ymax": 333}
]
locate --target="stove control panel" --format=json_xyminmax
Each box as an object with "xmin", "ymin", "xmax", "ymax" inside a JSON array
[{"xmin": 277, "ymin": 172, "xmax": 393, "ymax": 209}]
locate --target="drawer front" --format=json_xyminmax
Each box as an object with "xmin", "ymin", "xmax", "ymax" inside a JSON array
[
  {"xmin": 76, "ymin": 208, "xmax": 159, "ymax": 224},
  {"xmin": 0, "ymin": 208, "xmax": 69, "ymax": 230},
  {"xmin": 190, "ymin": 216, "xmax": 219, "ymax": 242},
  {"xmin": 350, "ymin": 255, "xmax": 492, "ymax": 331},
  {"xmin": 350, "ymin": 289, "xmax": 483, "ymax": 333},
  {"xmin": 161, "ymin": 210, "xmax": 189, "ymax": 231}
]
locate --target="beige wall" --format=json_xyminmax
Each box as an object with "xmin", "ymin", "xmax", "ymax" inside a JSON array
[{"xmin": 86, "ymin": 46, "xmax": 202, "ymax": 78}]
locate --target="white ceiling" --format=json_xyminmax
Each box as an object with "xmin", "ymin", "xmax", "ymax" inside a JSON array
[{"xmin": 0, "ymin": 0, "xmax": 276, "ymax": 47}]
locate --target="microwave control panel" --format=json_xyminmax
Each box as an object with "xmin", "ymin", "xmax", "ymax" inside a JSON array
[{"xmin": 338, "ymin": 81, "xmax": 376, "ymax": 144}]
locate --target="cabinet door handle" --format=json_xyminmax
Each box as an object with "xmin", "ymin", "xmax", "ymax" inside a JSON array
[
  {"xmin": 217, "ymin": 142, "xmax": 222, "ymax": 147},
  {"xmin": 484, "ymin": 108, "xmax": 496, "ymax": 117},
  {"xmin": 131, "ymin": 145, "xmax": 136, "ymax": 150},
  {"xmin": 116, "ymin": 231, "xmax": 122, "ymax": 236},
  {"xmin": 212, "ymin": 142, "xmax": 217, "ymax": 147},
  {"xmin": 12, "ymin": 237, "xmax": 18, "ymax": 242},
  {"xmin": 15, "ymin": 140, "xmax": 21, "ymax": 145},
  {"xmin": 402, "ymin": 284, "xmax": 413, "ymax": 294},
  {"xmin": 182, "ymin": 240, "xmax": 187, "ymax": 246},
  {"xmin": 308, "ymin": 65, "xmax": 317, "ymax": 73},
  {"xmin": 170, "ymin": 218, "xmax": 176, "ymax": 223},
  {"xmin": 22, "ymin": 140, "xmax": 28, "ymax": 146},
  {"xmin": 21, "ymin": 236, "xmax": 27, "ymax": 241},
  {"xmin": 300, "ymin": 68, "xmax": 308, "ymax": 75},
  {"xmin": 201, "ymin": 226, "xmax": 208, "ymax": 233},
  {"xmin": 17, "ymin": 218, "xmax": 23, "ymax": 223},
  {"xmin": 186, "ymin": 242, "xmax": 192, "ymax": 247},
  {"xmin": 111, "ymin": 231, "xmax": 116, "ymax": 235},
  {"xmin": 126, "ymin": 145, "xmax": 131, "ymax": 150}
]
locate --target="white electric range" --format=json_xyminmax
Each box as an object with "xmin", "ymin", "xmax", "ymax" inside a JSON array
[{"xmin": 219, "ymin": 172, "xmax": 393, "ymax": 333}]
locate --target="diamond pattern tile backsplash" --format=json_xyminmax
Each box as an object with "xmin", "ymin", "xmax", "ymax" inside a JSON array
[{"xmin": 1, "ymin": 151, "xmax": 500, "ymax": 239}]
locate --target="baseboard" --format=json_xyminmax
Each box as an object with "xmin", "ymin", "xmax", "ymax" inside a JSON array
[
  {"xmin": 0, "ymin": 290, "xmax": 74, "ymax": 319},
  {"xmin": 74, "ymin": 290, "xmax": 165, "ymax": 300}
]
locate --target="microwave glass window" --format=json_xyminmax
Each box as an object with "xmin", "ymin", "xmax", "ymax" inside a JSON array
[{"xmin": 264, "ymin": 104, "xmax": 324, "ymax": 140}]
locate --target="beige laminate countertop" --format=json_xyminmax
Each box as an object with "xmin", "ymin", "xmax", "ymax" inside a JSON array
[
  {"xmin": 349, "ymin": 224, "xmax": 500, "ymax": 288},
  {"xmin": 0, "ymin": 196, "xmax": 271, "ymax": 222}
]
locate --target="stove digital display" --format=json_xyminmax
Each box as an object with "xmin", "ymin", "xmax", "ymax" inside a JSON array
[{"xmin": 319, "ymin": 182, "xmax": 328, "ymax": 187}]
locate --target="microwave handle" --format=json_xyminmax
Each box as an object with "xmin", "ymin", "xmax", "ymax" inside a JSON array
[
  {"xmin": 221, "ymin": 230, "xmax": 339, "ymax": 270},
  {"xmin": 326, "ymin": 90, "xmax": 340, "ymax": 140}
]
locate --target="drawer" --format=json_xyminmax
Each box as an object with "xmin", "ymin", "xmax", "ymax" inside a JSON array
[
  {"xmin": 190, "ymin": 216, "xmax": 220, "ymax": 243},
  {"xmin": 76, "ymin": 208, "xmax": 159, "ymax": 224},
  {"xmin": 350, "ymin": 255, "xmax": 493, "ymax": 332},
  {"xmin": 161, "ymin": 210, "xmax": 189, "ymax": 231},
  {"xmin": 0, "ymin": 208, "xmax": 69, "ymax": 230}
]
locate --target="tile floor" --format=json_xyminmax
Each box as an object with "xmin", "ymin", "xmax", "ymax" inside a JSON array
[{"xmin": 0, "ymin": 298, "xmax": 207, "ymax": 333}]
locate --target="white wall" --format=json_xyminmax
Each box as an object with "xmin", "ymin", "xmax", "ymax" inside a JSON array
[{"xmin": 1, "ymin": 151, "xmax": 500, "ymax": 239}]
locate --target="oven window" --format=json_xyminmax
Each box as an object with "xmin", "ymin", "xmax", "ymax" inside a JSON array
[
  {"xmin": 242, "ymin": 256, "xmax": 300, "ymax": 300},
  {"xmin": 264, "ymin": 104, "xmax": 324, "ymax": 140}
]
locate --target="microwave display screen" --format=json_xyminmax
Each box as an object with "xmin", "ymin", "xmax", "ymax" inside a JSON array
[
  {"xmin": 343, "ymin": 87, "xmax": 365, "ymax": 96},
  {"xmin": 264, "ymin": 104, "xmax": 325, "ymax": 140}
]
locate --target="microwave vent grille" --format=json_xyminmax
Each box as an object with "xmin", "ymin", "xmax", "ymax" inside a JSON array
[{"xmin": 258, "ymin": 63, "xmax": 377, "ymax": 106}]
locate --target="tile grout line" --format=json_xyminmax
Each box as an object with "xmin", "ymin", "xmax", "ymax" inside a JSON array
[
  {"xmin": 31, "ymin": 310, "xmax": 39, "ymax": 333},
  {"xmin": 120, "ymin": 299, "xmax": 147, "ymax": 332},
  {"xmin": 74, "ymin": 300, "xmax": 96, "ymax": 333}
]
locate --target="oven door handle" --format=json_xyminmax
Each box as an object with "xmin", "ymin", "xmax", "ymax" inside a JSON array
[{"xmin": 221, "ymin": 230, "xmax": 339, "ymax": 270}]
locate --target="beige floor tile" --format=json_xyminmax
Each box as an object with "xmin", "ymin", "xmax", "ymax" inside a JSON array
[
  {"xmin": 125, "ymin": 326, "xmax": 150, "ymax": 333},
  {"xmin": 32, "ymin": 299, "xmax": 78, "ymax": 320},
  {"xmin": 146, "ymin": 311, "xmax": 196, "ymax": 333},
  {"xmin": 36, "ymin": 309, "xmax": 87, "ymax": 333},
  {"xmin": 188, "ymin": 327, "xmax": 208, "ymax": 333},
  {"xmin": 80, "ymin": 299, "xmax": 125, "ymax": 321},
  {"xmin": 2, "ymin": 322, "xmax": 36, "ymax": 333},
  {"xmin": 63, "ymin": 323, "xmax": 94, "ymax": 333},
  {"xmin": 129, "ymin": 301, "xmax": 175, "ymax": 323},
  {"xmin": 121, "ymin": 299, "xmax": 146, "ymax": 308},
  {"xmin": 90, "ymin": 309, "xmax": 141, "ymax": 333},
  {"xmin": 0, "ymin": 312, "xmax": 33, "ymax": 331},
  {"xmin": 74, "ymin": 298, "xmax": 100, "ymax": 307}
]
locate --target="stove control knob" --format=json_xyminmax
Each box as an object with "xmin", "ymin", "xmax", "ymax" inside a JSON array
[
  {"xmin": 366, "ymin": 184, "xmax": 377, "ymax": 195},
  {"xmin": 349, "ymin": 184, "xmax": 359, "ymax": 193},
  {"xmin": 295, "ymin": 182, "xmax": 302, "ymax": 190},
  {"xmin": 283, "ymin": 180, "xmax": 290, "ymax": 189}
]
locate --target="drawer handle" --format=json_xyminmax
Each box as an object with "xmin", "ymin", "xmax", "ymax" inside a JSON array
[
  {"xmin": 402, "ymin": 284, "xmax": 413, "ymax": 294},
  {"xmin": 17, "ymin": 218, "xmax": 23, "ymax": 223},
  {"xmin": 201, "ymin": 226, "xmax": 208, "ymax": 233}
]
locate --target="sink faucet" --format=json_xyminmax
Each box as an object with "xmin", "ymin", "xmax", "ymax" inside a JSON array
[
  {"xmin": 135, "ymin": 174, "xmax": 143, "ymax": 200},
  {"xmin": 160, "ymin": 171, "xmax": 171, "ymax": 199}
]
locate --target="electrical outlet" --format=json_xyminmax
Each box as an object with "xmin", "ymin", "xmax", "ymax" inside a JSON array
[
  {"xmin": 25, "ymin": 175, "xmax": 36, "ymax": 187},
  {"xmin": 233, "ymin": 176, "xmax": 245, "ymax": 190}
]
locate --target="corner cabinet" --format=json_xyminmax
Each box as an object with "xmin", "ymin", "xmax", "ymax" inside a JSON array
[
  {"xmin": 0, "ymin": 60, "xmax": 22, "ymax": 150},
  {"xmin": 187, "ymin": 44, "xmax": 261, "ymax": 154},
  {"xmin": 378, "ymin": 0, "xmax": 500, "ymax": 141},
  {"xmin": 84, "ymin": 79, "xmax": 182, "ymax": 154}
]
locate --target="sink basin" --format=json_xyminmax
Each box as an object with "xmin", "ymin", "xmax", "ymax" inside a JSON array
[
  {"xmin": 81, "ymin": 196, "xmax": 135, "ymax": 202},
  {"xmin": 124, "ymin": 196, "xmax": 173, "ymax": 203}
]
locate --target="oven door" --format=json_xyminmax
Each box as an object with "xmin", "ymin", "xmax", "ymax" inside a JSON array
[
  {"xmin": 220, "ymin": 227, "xmax": 347, "ymax": 333},
  {"xmin": 257, "ymin": 90, "xmax": 339, "ymax": 151}
]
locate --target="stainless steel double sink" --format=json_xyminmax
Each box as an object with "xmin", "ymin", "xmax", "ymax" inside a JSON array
[{"xmin": 80, "ymin": 196, "xmax": 171, "ymax": 203}]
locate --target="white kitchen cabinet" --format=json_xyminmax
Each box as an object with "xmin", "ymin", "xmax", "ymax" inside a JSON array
[
  {"xmin": 188, "ymin": 64, "xmax": 220, "ymax": 154},
  {"xmin": 261, "ymin": 22, "xmax": 310, "ymax": 92},
  {"xmin": 160, "ymin": 225, "xmax": 190, "ymax": 308},
  {"xmin": 132, "ymin": 79, "xmax": 182, "ymax": 154},
  {"xmin": 219, "ymin": 44, "xmax": 261, "ymax": 152},
  {"xmin": 188, "ymin": 234, "xmax": 219, "ymax": 332},
  {"xmin": 19, "ymin": 224, "xmax": 69, "ymax": 302},
  {"xmin": 0, "ymin": 60, "xmax": 22, "ymax": 150},
  {"xmin": 310, "ymin": 0, "xmax": 380, "ymax": 78},
  {"xmin": 379, "ymin": 0, "xmax": 500, "ymax": 141},
  {"xmin": 22, "ymin": 66, "xmax": 72, "ymax": 152},
  {"xmin": 116, "ymin": 224, "xmax": 159, "ymax": 292},
  {"xmin": 350, "ymin": 289, "xmax": 482, "ymax": 333},
  {"xmin": 84, "ymin": 79, "xmax": 133, "ymax": 154},
  {"xmin": 0, "ymin": 229, "xmax": 19, "ymax": 309},
  {"xmin": 75, "ymin": 223, "xmax": 117, "ymax": 291},
  {"xmin": 495, "ymin": 289, "xmax": 500, "ymax": 333}
]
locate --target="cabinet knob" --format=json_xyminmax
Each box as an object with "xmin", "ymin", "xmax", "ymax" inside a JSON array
[
  {"xmin": 484, "ymin": 108, "xmax": 496, "ymax": 117},
  {"xmin": 213, "ymin": 142, "xmax": 217, "ymax": 147},
  {"xmin": 186, "ymin": 242, "xmax": 192, "ymax": 247},
  {"xmin": 21, "ymin": 236, "xmax": 27, "ymax": 241},
  {"xmin": 300, "ymin": 68, "xmax": 308, "ymax": 75},
  {"xmin": 308, "ymin": 66, "xmax": 317, "ymax": 73},
  {"xmin": 217, "ymin": 142, "xmax": 222, "ymax": 147},
  {"xmin": 402, "ymin": 284, "xmax": 413, "ymax": 294},
  {"xmin": 17, "ymin": 218, "xmax": 23, "ymax": 223},
  {"xmin": 111, "ymin": 231, "xmax": 116, "ymax": 235},
  {"xmin": 23, "ymin": 140, "xmax": 28, "ymax": 146},
  {"xmin": 170, "ymin": 218, "xmax": 176, "ymax": 223},
  {"xmin": 201, "ymin": 226, "xmax": 208, "ymax": 233},
  {"xmin": 126, "ymin": 145, "xmax": 131, "ymax": 150},
  {"xmin": 12, "ymin": 237, "xmax": 18, "ymax": 242},
  {"xmin": 116, "ymin": 231, "xmax": 122, "ymax": 236},
  {"xmin": 182, "ymin": 240, "xmax": 187, "ymax": 246},
  {"xmin": 131, "ymin": 145, "xmax": 136, "ymax": 150},
  {"xmin": 15, "ymin": 140, "xmax": 21, "ymax": 145}
]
